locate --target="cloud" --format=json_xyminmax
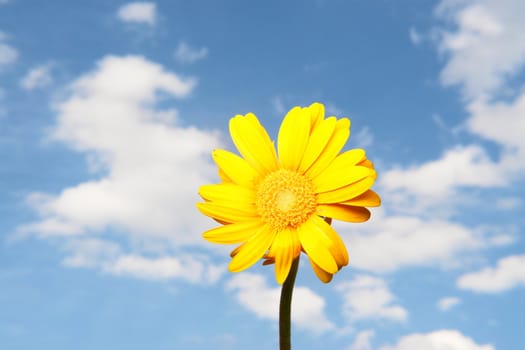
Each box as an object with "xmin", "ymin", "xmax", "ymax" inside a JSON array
[
  {"xmin": 18, "ymin": 55, "xmax": 225, "ymax": 281},
  {"xmin": 105, "ymin": 254, "xmax": 223, "ymax": 283},
  {"xmin": 20, "ymin": 64, "xmax": 53, "ymax": 90},
  {"xmin": 378, "ymin": 329, "xmax": 494, "ymax": 350},
  {"xmin": 336, "ymin": 275, "xmax": 407, "ymax": 322},
  {"xmin": 347, "ymin": 330, "xmax": 375, "ymax": 350},
  {"xmin": 61, "ymin": 238, "xmax": 224, "ymax": 284},
  {"xmin": 353, "ymin": 126, "xmax": 374, "ymax": 148},
  {"xmin": 380, "ymin": 145, "xmax": 506, "ymax": 199},
  {"xmin": 226, "ymin": 273, "xmax": 334, "ymax": 334},
  {"xmin": 457, "ymin": 254, "xmax": 525, "ymax": 293},
  {"xmin": 431, "ymin": 1, "xmax": 525, "ymax": 171},
  {"xmin": 271, "ymin": 96, "xmax": 286, "ymax": 114},
  {"xmin": 495, "ymin": 196, "xmax": 522, "ymax": 210},
  {"xmin": 325, "ymin": 102, "xmax": 343, "ymax": 116},
  {"xmin": 61, "ymin": 238, "xmax": 121, "ymax": 268},
  {"xmin": 117, "ymin": 2, "xmax": 157, "ymax": 25},
  {"xmin": 338, "ymin": 211, "xmax": 482, "ymax": 273},
  {"xmin": 435, "ymin": 0, "xmax": 525, "ymax": 99},
  {"xmin": 409, "ymin": 28, "xmax": 422, "ymax": 45},
  {"xmin": 437, "ymin": 296, "xmax": 461, "ymax": 311},
  {"xmin": 467, "ymin": 94, "xmax": 525, "ymax": 157},
  {"xmin": 174, "ymin": 42, "xmax": 209, "ymax": 64},
  {"xmin": 0, "ymin": 86, "xmax": 5, "ymax": 117},
  {"xmin": 0, "ymin": 40, "xmax": 18, "ymax": 66}
]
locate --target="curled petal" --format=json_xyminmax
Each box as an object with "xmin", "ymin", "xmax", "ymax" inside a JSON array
[
  {"xmin": 308, "ymin": 256, "xmax": 333, "ymax": 283},
  {"xmin": 311, "ymin": 215, "xmax": 349, "ymax": 267},
  {"xmin": 298, "ymin": 217, "xmax": 339, "ymax": 274},
  {"xmin": 316, "ymin": 204, "xmax": 371, "ymax": 223},
  {"xmin": 342, "ymin": 190, "xmax": 381, "ymax": 207},
  {"xmin": 317, "ymin": 172, "xmax": 377, "ymax": 204}
]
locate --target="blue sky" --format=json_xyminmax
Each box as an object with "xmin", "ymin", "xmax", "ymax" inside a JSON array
[{"xmin": 1, "ymin": 1, "xmax": 524, "ymax": 349}]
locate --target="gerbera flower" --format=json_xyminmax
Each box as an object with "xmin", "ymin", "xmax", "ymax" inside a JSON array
[{"xmin": 197, "ymin": 102, "xmax": 380, "ymax": 284}]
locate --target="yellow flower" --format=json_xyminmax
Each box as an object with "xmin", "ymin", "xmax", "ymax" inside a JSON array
[{"xmin": 197, "ymin": 102, "xmax": 380, "ymax": 284}]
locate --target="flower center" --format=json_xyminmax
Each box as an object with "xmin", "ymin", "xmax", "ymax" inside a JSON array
[{"xmin": 256, "ymin": 169, "xmax": 317, "ymax": 231}]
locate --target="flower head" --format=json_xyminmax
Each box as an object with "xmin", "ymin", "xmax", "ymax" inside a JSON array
[{"xmin": 197, "ymin": 102, "xmax": 380, "ymax": 283}]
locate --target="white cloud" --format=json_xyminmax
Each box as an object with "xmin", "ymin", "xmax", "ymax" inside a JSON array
[
  {"xmin": 61, "ymin": 238, "xmax": 224, "ymax": 284},
  {"xmin": 271, "ymin": 96, "xmax": 286, "ymax": 114},
  {"xmin": 336, "ymin": 275, "xmax": 407, "ymax": 322},
  {"xmin": 20, "ymin": 64, "xmax": 53, "ymax": 90},
  {"xmin": 409, "ymin": 27, "xmax": 422, "ymax": 45},
  {"xmin": 339, "ymin": 211, "xmax": 482, "ymax": 273},
  {"xmin": 18, "ymin": 55, "xmax": 224, "ymax": 282},
  {"xmin": 353, "ymin": 126, "xmax": 374, "ymax": 148},
  {"xmin": 174, "ymin": 42, "xmax": 209, "ymax": 64},
  {"xmin": 226, "ymin": 273, "xmax": 334, "ymax": 334},
  {"xmin": 436, "ymin": 0, "xmax": 525, "ymax": 99},
  {"xmin": 457, "ymin": 254, "xmax": 525, "ymax": 293},
  {"xmin": 62, "ymin": 238, "xmax": 121, "ymax": 268},
  {"xmin": 0, "ymin": 86, "xmax": 5, "ymax": 117},
  {"xmin": 0, "ymin": 41, "xmax": 18, "ymax": 66},
  {"xmin": 432, "ymin": 1, "xmax": 525, "ymax": 171},
  {"xmin": 117, "ymin": 2, "xmax": 157, "ymax": 25},
  {"xmin": 437, "ymin": 296, "xmax": 461, "ymax": 311},
  {"xmin": 467, "ymin": 94, "xmax": 525, "ymax": 156},
  {"xmin": 378, "ymin": 329, "xmax": 494, "ymax": 350},
  {"xmin": 325, "ymin": 102, "xmax": 343, "ymax": 116},
  {"xmin": 106, "ymin": 254, "xmax": 223, "ymax": 283},
  {"xmin": 495, "ymin": 196, "xmax": 522, "ymax": 210},
  {"xmin": 347, "ymin": 330, "xmax": 375, "ymax": 350},
  {"xmin": 380, "ymin": 145, "xmax": 506, "ymax": 199}
]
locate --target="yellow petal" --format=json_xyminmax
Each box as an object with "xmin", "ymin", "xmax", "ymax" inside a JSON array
[
  {"xmin": 358, "ymin": 158, "xmax": 374, "ymax": 169},
  {"xmin": 342, "ymin": 190, "xmax": 381, "ymax": 207},
  {"xmin": 308, "ymin": 256, "xmax": 333, "ymax": 283},
  {"xmin": 317, "ymin": 172, "xmax": 376, "ymax": 204},
  {"xmin": 311, "ymin": 215, "xmax": 349, "ymax": 267},
  {"xmin": 307, "ymin": 102, "xmax": 325, "ymax": 130},
  {"xmin": 298, "ymin": 117, "xmax": 337, "ymax": 173},
  {"xmin": 269, "ymin": 228, "xmax": 300, "ymax": 284},
  {"xmin": 203, "ymin": 220, "xmax": 264, "ymax": 244},
  {"xmin": 305, "ymin": 118, "xmax": 350, "ymax": 179},
  {"xmin": 212, "ymin": 149, "xmax": 259, "ymax": 187},
  {"xmin": 218, "ymin": 168, "xmax": 232, "ymax": 183},
  {"xmin": 229, "ymin": 225, "xmax": 277, "ymax": 272},
  {"xmin": 196, "ymin": 202, "xmax": 257, "ymax": 224},
  {"xmin": 278, "ymin": 106, "xmax": 311, "ymax": 170},
  {"xmin": 316, "ymin": 204, "xmax": 371, "ymax": 223},
  {"xmin": 312, "ymin": 149, "xmax": 368, "ymax": 192},
  {"xmin": 230, "ymin": 113, "xmax": 278, "ymax": 174},
  {"xmin": 313, "ymin": 166, "xmax": 371, "ymax": 194},
  {"xmin": 230, "ymin": 245, "xmax": 241, "ymax": 258},
  {"xmin": 199, "ymin": 183, "xmax": 255, "ymax": 204},
  {"xmin": 297, "ymin": 217, "xmax": 338, "ymax": 274}
]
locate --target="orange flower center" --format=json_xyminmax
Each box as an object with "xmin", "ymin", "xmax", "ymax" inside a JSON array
[{"xmin": 256, "ymin": 169, "xmax": 317, "ymax": 231}]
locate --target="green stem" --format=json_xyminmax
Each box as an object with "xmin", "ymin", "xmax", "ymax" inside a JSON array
[{"xmin": 279, "ymin": 257, "xmax": 300, "ymax": 350}]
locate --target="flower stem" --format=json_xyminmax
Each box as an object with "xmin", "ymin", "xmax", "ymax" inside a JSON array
[{"xmin": 279, "ymin": 256, "xmax": 300, "ymax": 350}]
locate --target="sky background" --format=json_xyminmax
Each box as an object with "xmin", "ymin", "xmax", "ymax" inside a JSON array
[{"xmin": 1, "ymin": 1, "xmax": 524, "ymax": 349}]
